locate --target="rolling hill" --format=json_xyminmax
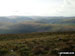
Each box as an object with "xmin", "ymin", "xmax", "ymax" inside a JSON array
[
  {"xmin": 0, "ymin": 16, "xmax": 75, "ymax": 34},
  {"xmin": 0, "ymin": 16, "xmax": 75, "ymax": 56}
]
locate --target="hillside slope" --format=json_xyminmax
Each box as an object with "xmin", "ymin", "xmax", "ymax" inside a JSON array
[
  {"xmin": 0, "ymin": 31, "xmax": 75, "ymax": 56},
  {"xmin": 0, "ymin": 16, "xmax": 75, "ymax": 34},
  {"xmin": 0, "ymin": 22, "xmax": 75, "ymax": 34}
]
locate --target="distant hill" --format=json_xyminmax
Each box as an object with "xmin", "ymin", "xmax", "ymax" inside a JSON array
[
  {"xmin": 0, "ymin": 16, "xmax": 75, "ymax": 34},
  {"xmin": 35, "ymin": 17, "xmax": 75, "ymax": 24},
  {"xmin": 0, "ymin": 16, "xmax": 33, "ymax": 23}
]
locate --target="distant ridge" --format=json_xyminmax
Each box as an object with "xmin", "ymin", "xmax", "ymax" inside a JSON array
[{"xmin": 0, "ymin": 16, "xmax": 75, "ymax": 34}]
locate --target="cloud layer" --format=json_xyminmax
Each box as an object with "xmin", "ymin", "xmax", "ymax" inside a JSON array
[{"xmin": 0, "ymin": 0, "xmax": 75, "ymax": 16}]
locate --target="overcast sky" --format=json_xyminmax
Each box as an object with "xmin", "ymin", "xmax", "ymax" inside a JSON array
[{"xmin": 0, "ymin": 0, "xmax": 75, "ymax": 16}]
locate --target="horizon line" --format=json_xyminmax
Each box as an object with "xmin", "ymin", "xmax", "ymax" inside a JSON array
[{"xmin": 0, "ymin": 15, "xmax": 75, "ymax": 17}]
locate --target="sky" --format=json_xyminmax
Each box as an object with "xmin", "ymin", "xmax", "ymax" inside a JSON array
[{"xmin": 0, "ymin": 0, "xmax": 75, "ymax": 16}]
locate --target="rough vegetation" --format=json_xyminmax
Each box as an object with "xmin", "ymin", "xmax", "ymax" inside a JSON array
[{"xmin": 0, "ymin": 31, "xmax": 75, "ymax": 56}]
